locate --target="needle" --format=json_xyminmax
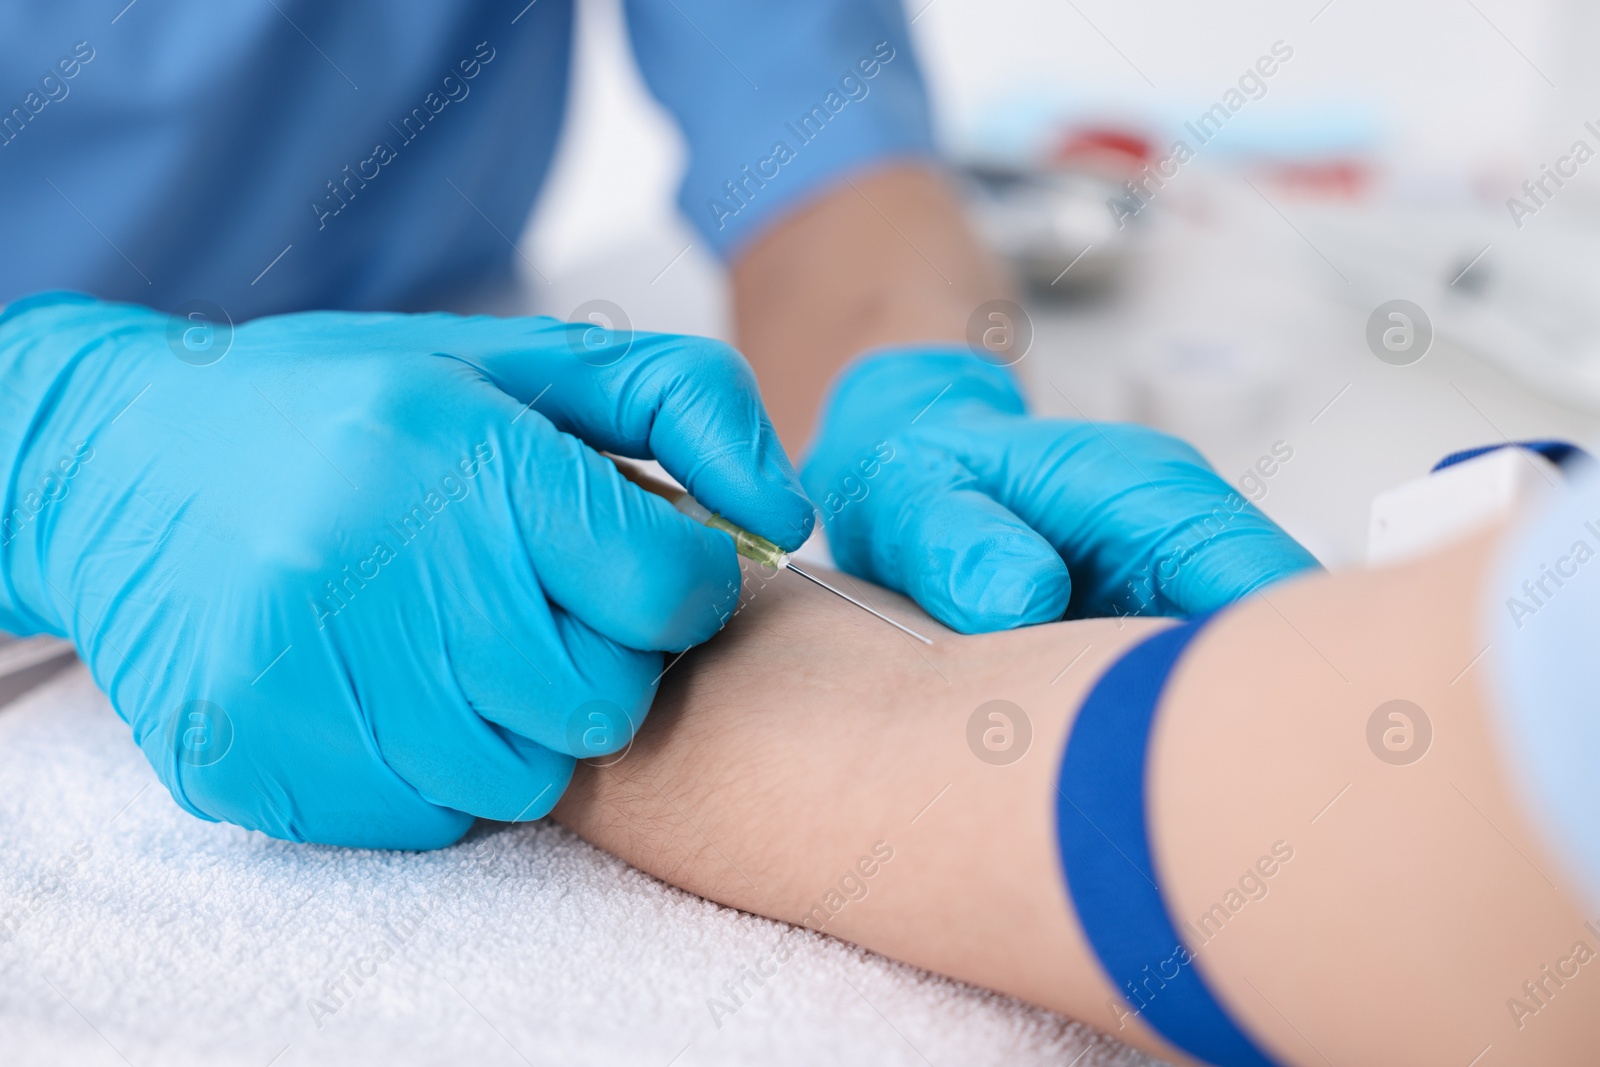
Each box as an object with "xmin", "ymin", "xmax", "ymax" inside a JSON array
[
  {"xmin": 782, "ymin": 562, "xmax": 935, "ymax": 645},
  {"xmin": 606, "ymin": 455, "xmax": 936, "ymax": 646}
]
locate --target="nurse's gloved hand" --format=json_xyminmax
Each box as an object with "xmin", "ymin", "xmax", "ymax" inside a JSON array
[
  {"xmin": 0, "ymin": 293, "xmax": 811, "ymax": 849},
  {"xmin": 802, "ymin": 348, "xmax": 1319, "ymax": 633}
]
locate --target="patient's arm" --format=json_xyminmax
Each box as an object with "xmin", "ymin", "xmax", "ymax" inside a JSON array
[{"xmin": 552, "ymin": 531, "xmax": 1600, "ymax": 1066}]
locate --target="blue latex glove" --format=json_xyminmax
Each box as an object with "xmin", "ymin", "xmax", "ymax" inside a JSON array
[
  {"xmin": 0, "ymin": 292, "xmax": 812, "ymax": 849},
  {"xmin": 802, "ymin": 349, "xmax": 1320, "ymax": 632}
]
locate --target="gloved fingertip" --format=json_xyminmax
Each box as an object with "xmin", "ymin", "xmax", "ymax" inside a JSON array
[
  {"xmin": 1227, "ymin": 547, "xmax": 1324, "ymax": 600},
  {"xmin": 389, "ymin": 810, "xmax": 478, "ymax": 852},
  {"xmin": 697, "ymin": 447, "xmax": 816, "ymax": 553},
  {"xmin": 542, "ymin": 454, "xmax": 744, "ymax": 652},
  {"xmin": 926, "ymin": 537, "xmax": 1073, "ymax": 634},
  {"xmin": 559, "ymin": 691, "xmax": 646, "ymax": 760},
  {"xmin": 629, "ymin": 527, "xmax": 743, "ymax": 651},
  {"xmin": 767, "ymin": 484, "xmax": 818, "ymax": 552},
  {"xmin": 493, "ymin": 732, "xmax": 578, "ymax": 817},
  {"xmin": 1252, "ymin": 549, "xmax": 1325, "ymax": 585},
  {"xmin": 1164, "ymin": 528, "xmax": 1323, "ymax": 615}
]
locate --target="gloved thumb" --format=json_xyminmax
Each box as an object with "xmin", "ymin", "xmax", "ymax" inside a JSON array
[
  {"xmin": 831, "ymin": 448, "xmax": 1072, "ymax": 634},
  {"xmin": 1146, "ymin": 519, "xmax": 1321, "ymax": 615}
]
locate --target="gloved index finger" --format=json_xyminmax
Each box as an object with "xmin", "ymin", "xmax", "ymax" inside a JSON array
[
  {"xmin": 496, "ymin": 410, "xmax": 744, "ymax": 653},
  {"xmin": 475, "ymin": 322, "xmax": 815, "ymax": 552}
]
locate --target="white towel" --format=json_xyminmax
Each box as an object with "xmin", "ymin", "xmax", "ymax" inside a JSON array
[{"xmin": 0, "ymin": 667, "xmax": 1158, "ymax": 1067}]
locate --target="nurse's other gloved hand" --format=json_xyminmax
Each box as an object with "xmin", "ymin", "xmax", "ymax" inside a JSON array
[
  {"xmin": 0, "ymin": 293, "xmax": 811, "ymax": 849},
  {"xmin": 801, "ymin": 348, "xmax": 1319, "ymax": 633}
]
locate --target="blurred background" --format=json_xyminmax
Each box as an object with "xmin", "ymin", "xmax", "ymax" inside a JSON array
[{"xmin": 518, "ymin": 0, "xmax": 1600, "ymax": 566}]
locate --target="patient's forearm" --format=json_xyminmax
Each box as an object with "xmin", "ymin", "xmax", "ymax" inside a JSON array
[
  {"xmin": 553, "ymin": 535, "xmax": 1600, "ymax": 1064},
  {"xmin": 554, "ymin": 564, "xmax": 1151, "ymax": 1023}
]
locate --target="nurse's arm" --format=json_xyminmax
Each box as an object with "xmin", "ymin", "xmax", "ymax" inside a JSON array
[
  {"xmin": 728, "ymin": 162, "xmax": 1010, "ymax": 451},
  {"xmin": 551, "ymin": 530, "xmax": 1600, "ymax": 1065}
]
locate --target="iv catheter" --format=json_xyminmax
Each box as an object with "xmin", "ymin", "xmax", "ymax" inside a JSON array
[{"xmin": 611, "ymin": 459, "xmax": 935, "ymax": 646}]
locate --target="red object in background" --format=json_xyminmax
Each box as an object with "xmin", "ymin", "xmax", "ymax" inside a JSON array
[
  {"xmin": 1049, "ymin": 127, "xmax": 1152, "ymax": 178},
  {"xmin": 1263, "ymin": 159, "xmax": 1370, "ymax": 199},
  {"xmin": 1047, "ymin": 122, "xmax": 1371, "ymax": 201}
]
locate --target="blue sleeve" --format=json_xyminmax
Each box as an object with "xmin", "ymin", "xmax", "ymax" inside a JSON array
[
  {"xmin": 1485, "ymin": 457, "xmax": 1600, "ymax": 913},
  {"xmin": 621, "ymin": 0, "xmax": 938, "ymax": 258}
]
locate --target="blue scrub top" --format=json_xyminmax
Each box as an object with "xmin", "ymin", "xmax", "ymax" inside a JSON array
[{"xmin": 0, "ymin": 1, "xmax": 934, "ymax": 320}]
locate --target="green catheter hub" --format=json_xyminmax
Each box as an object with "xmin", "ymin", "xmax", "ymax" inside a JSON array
[{"xmin": 612, "ymin": 458, "xmax": 934, "ymax": 646}]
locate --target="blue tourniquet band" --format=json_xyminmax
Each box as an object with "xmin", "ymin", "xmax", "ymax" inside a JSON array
[
  {"xmin": 1056, "ymin": 615, "xmax": 1283, "ymax": 1067},
  {"xmin": 1432, "ymin": 439, "xmax": 1591, "ymax": 473}
]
